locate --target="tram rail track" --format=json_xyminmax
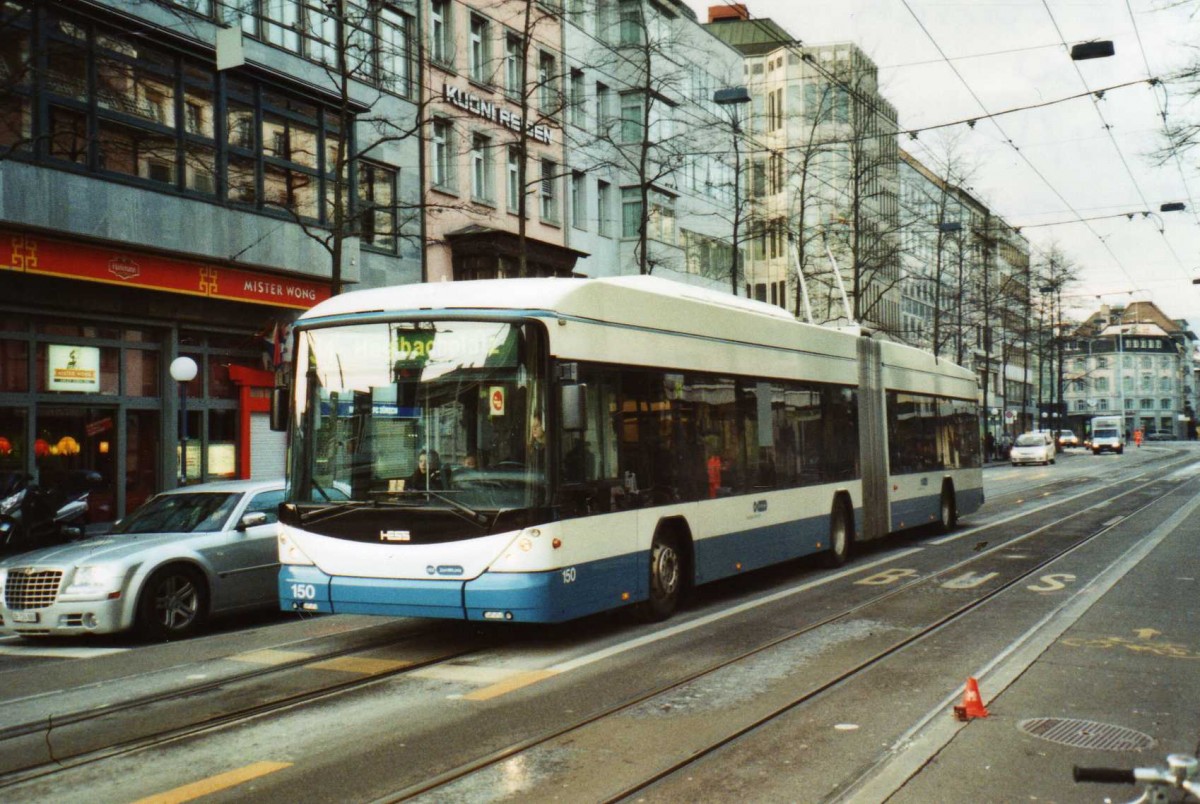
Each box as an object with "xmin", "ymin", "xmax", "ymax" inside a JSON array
[
  {"xmin": 383, "ymin": 456, "xmax": 1200, "ymax": 802},
  {"xmin": 2, "ymin": 451, "xmax": 1197, "ymax": 799}
]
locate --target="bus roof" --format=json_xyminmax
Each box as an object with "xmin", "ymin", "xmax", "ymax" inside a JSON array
[
  {"xmin": 300, "ymin": 275, "xmax": 798, "ymax": 325},
  {"xmin": 299, "ymin": 276, "xmax": 976, "ymax": 390}
]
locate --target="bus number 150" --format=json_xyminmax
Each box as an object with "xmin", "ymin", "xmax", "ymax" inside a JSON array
[{"xmin": 290, "ymin": 583, "xmax": 317, "ymax": 600}]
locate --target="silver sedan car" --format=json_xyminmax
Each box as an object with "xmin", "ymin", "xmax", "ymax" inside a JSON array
[{"xmin": 0, "ymin": 479, "xmax": 287, "ymax": 640}]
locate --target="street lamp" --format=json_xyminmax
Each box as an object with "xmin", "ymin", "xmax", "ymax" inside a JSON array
[
  {"xmin": 714, "ymin": 86, "xmax": 751, "ymax": 296},
  {"xmin": 170, "ymin": 356, "xmax": 198, "ymax": 486}
]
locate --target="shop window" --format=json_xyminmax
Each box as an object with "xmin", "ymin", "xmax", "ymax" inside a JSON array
[
  {"xmin": 124, "ymin": 349, "xmax": 160, "ymax": 396},
  {"xmin": 208, "ymin": 409, "xmax": 238, "ymax": 478},
  {"xmin": 208, "ymin": 358, "xmax": 238, "ymax": 399},
  {"xmin": 180, "ymin": 409, "xmax": 202, "ymax": 483},
  {"xmin": 37, "ymin": 322, "xmax": 123, "ymax": 339},
  {"xmin": 0, "ymin": 340, "xmax": 29, "ymax": 392},
  {"xmin": 0, "ymin": 408, "xmax": 27, "ymax": 472},
  {"xmin": 126, "ymin": 409, "xmax": 159, "ymax": 513}
]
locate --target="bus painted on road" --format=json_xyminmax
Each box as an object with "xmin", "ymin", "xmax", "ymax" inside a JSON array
[{"xmin": 275, "ymin": 276, "xmax": 983, "ymax": 623}]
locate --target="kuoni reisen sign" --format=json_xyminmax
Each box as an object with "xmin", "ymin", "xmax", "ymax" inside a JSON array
[
  {"xmin": 442, "ymin": 83, "xmax": 553, "ymax": 145},
  {"xmin": 3, "ymin": 230, "xmax": 330, "ymax": 310}
]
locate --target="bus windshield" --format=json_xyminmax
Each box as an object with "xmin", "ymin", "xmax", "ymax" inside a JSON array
[{"xmin": 288, "ymin": 320, "xmax": 547, "ymax": 513}]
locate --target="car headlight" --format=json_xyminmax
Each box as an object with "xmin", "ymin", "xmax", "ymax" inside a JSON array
[
  {"xmin": 64, "ymin": 565, "xmax": 123, "ymax": 597},
  {"xmin": 0, "ymin": 567, "xmax": 7, "ymax": 596}
]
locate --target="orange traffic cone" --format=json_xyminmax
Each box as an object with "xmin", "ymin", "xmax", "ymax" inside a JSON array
[{"xmin": 953, "ymin": 677, "xmax": 990, "ymax": 720}]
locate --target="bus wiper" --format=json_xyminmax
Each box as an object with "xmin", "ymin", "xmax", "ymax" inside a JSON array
[
  {"xmin": 389, "ymin": 488, "xmax": 491, "ymax": 528},
  {"xmin": 297, "ymin": 499, "xmax": 408, "ymax": 525}
]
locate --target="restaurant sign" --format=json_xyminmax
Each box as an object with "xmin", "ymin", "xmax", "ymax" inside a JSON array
[
  {"xmin": 47, "ymin": 344, "xmax": 100, "ymax": 392},
  {"xmin": 3, "ymin": 231, "xmax": 330, "ymax": 310}
]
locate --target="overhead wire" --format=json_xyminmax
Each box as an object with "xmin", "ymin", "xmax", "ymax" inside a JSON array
[
  {"xmin": 895, "ymin": 0, "xmax": 1145, "ymax": 291},
  {"xmin": 1041, "ymin": 0, "xmax": 1191, "ymax": 280}
]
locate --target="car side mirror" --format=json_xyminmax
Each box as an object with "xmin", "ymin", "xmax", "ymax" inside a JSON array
[{"xmin": 237, "ymin": 511, "xmax": 270, "ymax": 531}]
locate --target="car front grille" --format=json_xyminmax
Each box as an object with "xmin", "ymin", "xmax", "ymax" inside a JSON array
[{"xmin": 5, "ymin": 569, "xmax": 63, "ymax": 609}]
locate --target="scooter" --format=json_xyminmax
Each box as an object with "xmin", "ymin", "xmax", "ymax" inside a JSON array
[{"xmin": 0, "ymin": 471, "xmax": 97, "ymax": 558}]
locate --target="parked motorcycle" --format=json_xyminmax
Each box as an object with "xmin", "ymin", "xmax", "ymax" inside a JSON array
[{"xmin": 0, "ymin": 470, "xmax": 99, "ymax": 558}]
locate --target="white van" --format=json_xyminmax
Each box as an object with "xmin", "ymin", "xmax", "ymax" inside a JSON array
[
  {"xmin": 1091, "ymin": 426, "xmax": 1125, "ymax": 455},
  {"xmin": 1011, "ymin": 431, "xmax": 1056, "ymax": 466}
]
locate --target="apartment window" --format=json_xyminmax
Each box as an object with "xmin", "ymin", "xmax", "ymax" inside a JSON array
[
  {"xmin": 618, "ymin": 0, "xmax": 643, "ymax": 46},
  {"xmin": 377, "ymin": 8, "xmax": 412, "ymax": 96},
  {"xmin": 620, "ymin": 94, "xmax": 643, "ymax": 143},
  {"xmin": 538, "ymin": 52, "xmax": 558, "ymax": 113},
  {"xmin": 505, "ymin": 34, "xmax": 524, "ymax": 99},
  {"xmin": 31, "ymin": 11, "xmax": 356, "ymax": 225},
  {"xmin": 264, "ymin": 0, "xmax": 301, "ymax": 52},
  {"xmin": 469, "ymin": 15, "xmax": 489, "ymax": 83},
  {"xmin": 540, "ymin": 159, "xmax": 558, "ymax": 222},
  {"xmin": 621, "ymin": 188, "xmax": 673, "ymax": 242},
  {"xmin": 571, "ymin": 171, "xmax": 586, "ymax": 230},
  {"xmin": 621, "ymin": 188, "xmax": 640, "ymax": 239},
  {"xmin": 432, "ymin": 119, "xmax": 452, "ymax": 189},
  {"xmin": 570, "ymin": 69, "xmax": 586, "ymax": 126},
  {"xmin": 305, "ymin": 2, "xmax": 337, "ymax": 66},
  {"xmin": 358, "ymin": 162, "xmax": 397, "ymax": 252},
  {"xmin": 767, "ymin": 87, "xmax": 783, "ymax": 131},
  {"xmin": 597, "ymin": 180, "xmax": 612, "ymax": 236},
  {"xmin": 595, "ymin": 83, "xmax": 611, "ymax": 135},
  {"xmin": 430, "ymin": 0, "xmax": 450, "ymax": 64},
  {"xmin": 471, "ymin": 133, "xmax": 493, "ymax": 203},
  {"xmin": 507, "ymin": 146, "xmax": 522, "ymax": 212}
]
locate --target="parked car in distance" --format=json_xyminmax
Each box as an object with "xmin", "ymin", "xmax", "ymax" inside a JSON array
[
  {"xmin": 1011, "ymin": 432, "xmax": 1056, "ymax": 466},
  {"xmin": 1091, "ymin": 427, "xmax": 1125, "ymax": 455},
  {"xmin": 1056, "ymin": 430, "xmax": 1080, "ymax": 447},
  {"xmin": 1144, "ymin": 430, "xmax": 1174, "ymax": 441},
  {"xmin": 0, "ymin": 479, "xmax": 301, "ymax": 640}
]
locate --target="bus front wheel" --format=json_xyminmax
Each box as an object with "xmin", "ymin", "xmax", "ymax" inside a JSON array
[{"xmin": 638, "ymin": 531, "xmax": 683, "ymax": 622}]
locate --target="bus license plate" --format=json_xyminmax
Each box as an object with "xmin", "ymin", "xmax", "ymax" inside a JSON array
[{"xmin": 11, "ymin": 610, "xmax": 39, "ymax": 623}]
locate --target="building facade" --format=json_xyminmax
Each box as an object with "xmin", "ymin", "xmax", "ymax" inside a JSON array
[
  {"xmin": 898, "ymin": 150, "xmax": 1034, "ymax": 440},
  {"xmin": 0, "ymin": 0, "xmax": 421, "ymax": 519},
  {"xmin": 1062, "ymin": 302, "xmax": 1198, "ymax": 440},
  {"xmin": 704, "ymin": 6, "xmax": 902, "ymax": 334}
]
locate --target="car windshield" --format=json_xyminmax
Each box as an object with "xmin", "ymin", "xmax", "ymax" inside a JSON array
[
  {"xmin": 1094, "ymin": 429, "xmax": 1119, "ymax": 439},
  {"xmin": 1015, "ymin": 434, "xmax": 1045, "ymax": 447},
  {"xmin": 111, "ymin": 492, "xmax": 241, "ymax": 534}
]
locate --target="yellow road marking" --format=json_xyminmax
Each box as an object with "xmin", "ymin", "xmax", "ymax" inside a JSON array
[
  {"xmin": 411, "ymin": 664, "xmax": 517, "ymax": 684},
  {"xmin": 463, "ymin": 669, "xmax": 559, "ymax": 701},
  {"xmin": 309, "ymin": 656, "xmax": 411, "ymax": 674},
  {"xmin": 230, "ymin": 649, "xmax": 311, "ymax": 665},
  {"xmin": 133, "ymin": 760, "xmax": 292, "ymax": 804}
]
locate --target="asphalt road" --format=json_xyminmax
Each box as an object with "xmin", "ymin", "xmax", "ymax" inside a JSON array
[{"xmin": 0, "ymin": 442, "xmax": 1196, "ymax": 803}]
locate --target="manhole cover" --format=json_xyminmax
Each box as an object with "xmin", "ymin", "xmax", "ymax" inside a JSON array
[{"xmin": 1018, "ymin": 718, "xmax": 1156, "ymax": 751}]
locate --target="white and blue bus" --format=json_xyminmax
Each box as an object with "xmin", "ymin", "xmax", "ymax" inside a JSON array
[{"xmin": 275, "ymin": 276, "xmax": 982, "ymax": 623}]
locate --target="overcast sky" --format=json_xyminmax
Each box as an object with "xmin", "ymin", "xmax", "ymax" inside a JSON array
[{"xmin": 686, "ymin": 0, "xmax": 1200, "ymax": 332}]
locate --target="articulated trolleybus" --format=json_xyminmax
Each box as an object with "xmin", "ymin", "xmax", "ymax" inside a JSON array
[{"xmin": 275, "ymin": 276, "xmax": 982, "ymax": 623}]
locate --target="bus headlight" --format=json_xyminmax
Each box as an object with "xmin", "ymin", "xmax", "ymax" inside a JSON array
[{"xmin": 278, "ymin": 530, "xmax": 314, "ymax": 565}]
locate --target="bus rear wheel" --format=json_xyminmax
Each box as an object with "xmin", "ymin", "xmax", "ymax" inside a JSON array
[
  {"xmin": 638, "ymin": 531, "xmax": 682, "ymax": 622},
  {"xmin": 822, "ymin": 499, "xmax": 852, "ymax": 568},
  {"xmin": 939, "ymin": 485, "xmax": 958, "ymax": 533}
]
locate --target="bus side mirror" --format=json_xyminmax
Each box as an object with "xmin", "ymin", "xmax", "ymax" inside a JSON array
[
  {"xmin": 561, "ymin": 384, "xmax": 587, "ymax": 431},
  {"xmin": 270, "ymin": 386, "xmax": 289, "ymax": 432}
]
